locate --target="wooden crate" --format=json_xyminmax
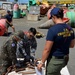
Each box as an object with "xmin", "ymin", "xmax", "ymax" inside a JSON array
[{"xmin": 27, "ymin": 14, "xmax": 39, "ymax": 21}]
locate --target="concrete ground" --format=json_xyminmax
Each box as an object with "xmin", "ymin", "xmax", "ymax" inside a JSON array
[{"xmin": 0, "ymin": 14, "xmax": 75, "ymax": 75}]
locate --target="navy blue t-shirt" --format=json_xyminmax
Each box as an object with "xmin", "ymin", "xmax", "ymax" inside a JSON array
[
  {"xmin": 5, "ymin": 14, "xmax": 13, "ymax": 22},
  {"xmin": 46, "ymin": 23, "xmax": 74, "ymax": 57}
]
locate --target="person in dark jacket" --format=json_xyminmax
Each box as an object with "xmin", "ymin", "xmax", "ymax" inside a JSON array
[
  {"xmin": 0, "ymin": 30, "xmax": 24, "ymax": 75},
  {"xmin": 16, "ymin": 27, "xmax": 37, "ymax": 68},
  {"xmin": 4, "ymin": 10, "xmax": 15, "ymax": 34}
]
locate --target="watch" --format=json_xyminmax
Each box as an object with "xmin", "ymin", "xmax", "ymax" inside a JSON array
[{"xmin": 39, "ymin": 60, "xmax": 44, "ymax": 65}]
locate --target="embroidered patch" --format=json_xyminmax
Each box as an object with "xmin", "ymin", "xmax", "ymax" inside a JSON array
[{"xmin": 12, "ymin": 43, "xmax": 15, "ymax": 47}]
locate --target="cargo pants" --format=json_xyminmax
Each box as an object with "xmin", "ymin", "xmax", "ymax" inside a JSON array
[{"xmin": 46, "ymin": 55, "xmax": 69, "ymax": 75}]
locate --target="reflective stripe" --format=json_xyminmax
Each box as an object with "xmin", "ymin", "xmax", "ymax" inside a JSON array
[{"xmin": 17, "ymin": 58, "xmax": 24, "ymax": 61}]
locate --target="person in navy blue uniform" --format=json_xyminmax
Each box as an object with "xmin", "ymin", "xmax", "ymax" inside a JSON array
[
  {"xmin": 37, "ymin": 7, "xmax": 75, "ymax": 75},
  {"xmin": 4, "ymin": 10, "xmax": 15, "ymax": 34}
]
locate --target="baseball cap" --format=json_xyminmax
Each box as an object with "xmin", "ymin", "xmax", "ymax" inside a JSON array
[
  {"xmin": 14, "ymin": 30, "xmax": 24, "ymax": 39},
  {"xmin": 7, "ymin": 10, "xmax": 10, "ymax": 13},
  {"xmin": 50, "ymin": 7, "xmax": 60, "ymax": 19}
]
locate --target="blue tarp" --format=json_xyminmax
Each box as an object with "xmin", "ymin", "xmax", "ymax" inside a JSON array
[
  {"xmin": 9, "ymin": 0, "xmax": 29, "ymax": 3},
  {"xmin": 0, "ymin": 0, "xmax": 29, "ymax": 6},
  {"xmin": 19, "ymin": 0, "xmax": 29, "ymax": 3}
]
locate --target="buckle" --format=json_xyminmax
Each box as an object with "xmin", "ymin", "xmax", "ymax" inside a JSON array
[{"xmin": 52, "ymin": 56, "xmax": 64, "ymax": 59}]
